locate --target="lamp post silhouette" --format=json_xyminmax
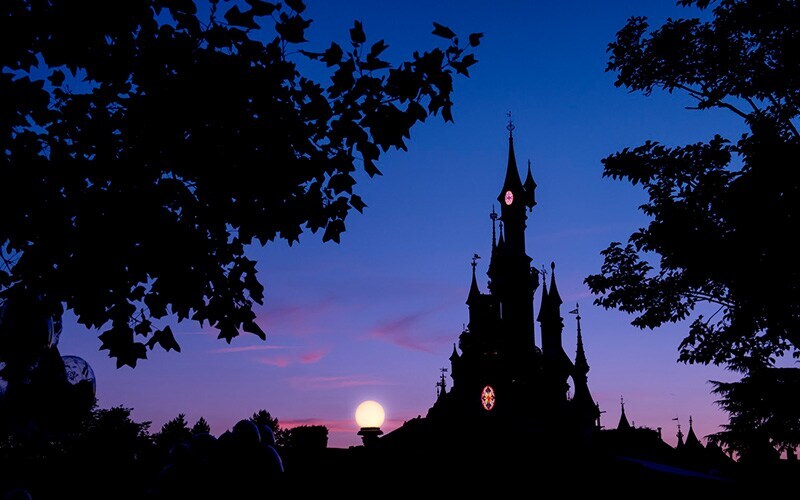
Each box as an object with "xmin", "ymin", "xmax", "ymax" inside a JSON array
[{"xmin": 355, "ymin": 400, "xmax": 385, "ymax": 447}]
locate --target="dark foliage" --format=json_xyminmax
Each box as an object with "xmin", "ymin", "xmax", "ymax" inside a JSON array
[
  {"xmin": 155, "ymin": 413, "xmax": 191, "ymax": 449},
  {"xmin": 0, "ymin": 0, "xmax": 480, "ymax": 367},
  {"xmin": 709, "ymin": 368, "xmax": 800, "ymax": 461},
  {"xmin": 251, "ymin": 408, "xmax": 288, "ymax": 446},
  {"xmin": 586, "ymin": 0, "xmax": 800, "ymax": 372},
  {"xmin": 191, "ymin": 416, "xmax": 211, "ymax": 435},
  {"xmin": 282, "ymin": 424, "xmax": 328, "ymax": 451}
]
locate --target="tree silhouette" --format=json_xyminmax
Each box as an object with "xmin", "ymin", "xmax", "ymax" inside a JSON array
[
  {"xmin": 191, "ymin": 416, "xmax": 211, "ymax": 435},
  {"xmin": 155, "ymin": 413, "xmax": 191, "ymax": 449},
  {"xmin": 251, "ymin": 408, "xmax": 288, "ymax": 446},
  {"xmin": 708, "ymin": 368, "xmax": 799, "ymax": 462},
  {"xmin": 586, "ymin": 0, "xmax": 800, "ymax": 372},
  {"xmin": 0, "ymin": 0, "xmax": 480, "ymax": 367}
]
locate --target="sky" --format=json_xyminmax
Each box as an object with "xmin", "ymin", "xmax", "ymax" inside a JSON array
[{"xmin": 59, "ymin": 0, "xmax": 749, "ymax": 448}]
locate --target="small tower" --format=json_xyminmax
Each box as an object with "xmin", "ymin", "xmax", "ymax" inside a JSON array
[
  {"xmin": 539, "ymin": 262, "xmax": 571, "ymax": 404},
  {"xmin": 522, "ymin": 159, "xmax": 537, "ymax": 210},
  {"xmin": 449, "ymin": 343, "xmax": 460, "ymax": 380},
  {"xmin": 684, "ymin": 416, "xmax": 704, "ymax": 452},
  {"xmin": 570, "ymin": 303, "xmax": 599, "ymax": 430},
  {"xmin": 617, "ymin": 396, "xmax": 632, "ymax": 430}
]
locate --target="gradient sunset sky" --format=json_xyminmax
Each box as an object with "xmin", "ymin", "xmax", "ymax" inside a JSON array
[{"xmin": 59, "ymin": 0, "xmax": 747, "ymax": 447}]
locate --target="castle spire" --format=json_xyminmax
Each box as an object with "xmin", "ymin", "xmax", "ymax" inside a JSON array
[
  {"xmin": 684, "ymin": 415, "xmax": 703, "ymax": 450},
  {"xmin": 497, "ymin": 221, "xmax": 505, "ymax": 248},
  {"xmin": 497, "ymin": 113, "xmax": 524, "ymax": 205},
  {"xmin": 490, "ymin": 206, "xmax": 498, "ymax": 248},
  {"xmin": 467, "ymin": 255, "xmax": 481, "ymax": 305},
  {"xmin": 617, "ymin": 396, "xmax": 632, "ymax": 430},
  {"xmin": 449, "ymin": 343, "xmax": 460, "ymax": 361},
  {"xmin": 536, "ymin": 265, "xmax": 548, "ymax": 322},
  {"xmin": 523, "ymin": 159, "xmax": 537, "ymax": 210},
  {"xmin": 548, "ymin": 262, "xmax": 562, "ymax": 307},
  {"xmin": 572, "ymin": 303, "xmax": 589, "ymax": 375}
]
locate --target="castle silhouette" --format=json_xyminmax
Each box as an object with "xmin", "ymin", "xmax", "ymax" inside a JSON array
[
  {"xmin": 426, "ymin": 123, "xmax": 599, "ymax": 438},
  {"xmin": 381, "ymin": 126, "xmax": 727, "ymax": 476},
  {"xmin": 382, "ymin": 124, "xmax": 599, "ymax": 447}
]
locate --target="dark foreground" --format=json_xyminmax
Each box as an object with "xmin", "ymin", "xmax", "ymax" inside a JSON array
[{"xmin": 2, "ymin": 434, "xmax": 797, "ymax": 498}]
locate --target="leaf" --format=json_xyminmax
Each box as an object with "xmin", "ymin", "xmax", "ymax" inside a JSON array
[
  {"xmin": 350, "ymin": 20, "xmax": 366, "ymax": 44},
  {"xmin": 321, "ymin": 42, "xmax": 344, "ymax": 67},
  {"xmin": 243, "ymin": 320, "xmax": 266, "ymax": 340},
  {"xmin": 363, "ymin": 158, "xmax": 382, "ymax": 177},
  {"xmin": 146, "ymin": 325, "xmax": 181, "ymax": 352},
  {"xmin": 284, "ymin": 0, "xmax": 306, "ymax": 13},
  {"xmin": 276, "ymin": 14, "xmax": 311, "ymax": 43},
  {"xmin": 349, "ymin": 194, "xmax": 366, "ymax": 213},
  {"xmin": 469, "ymin": 32, "xmax": 484, "ymax": 47},
  {"xmin": 369, "ymin": 39, "xmax": 389, "ymax": 59},
  {"xmin": 245, "ymin": 0, "xmax": 277, "ymax": 16},
  {"xmin": 322, "ymin": 219, "xmax": 345, "ymax": 243},
  {"xmin": 224, "ymin": 5, "xmax": 260, "ymax": 29},
  {"xmin": 432, "ymin": 22, "xmax": 456, "ymax": 40}
]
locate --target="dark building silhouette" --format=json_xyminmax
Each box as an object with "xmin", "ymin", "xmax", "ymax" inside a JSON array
[{"xmin": 400, "ymin": 124, "xmax": 600, "ymax": 441}]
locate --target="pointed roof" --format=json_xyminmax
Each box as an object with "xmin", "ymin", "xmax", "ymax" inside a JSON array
[
  {"xmin": 536, "ymin": 268, "xmax": 548, "ymax": 322},
  {"xmin": 574, "ymin": 305, "xmax": 589, "ymax": 375},
  {"xmin": 617, "ymin": 396, "xmax": 632, "ymax": 430},
  {"xmin": 449, "ymin": 343, "xmax": 460, "ymax": 361},
  {"xmin": 467, "ymin": 261, "xmax": 481, "ymax": 305},
  {"xmin": 497, "ymin": 221, "xmax": 505, "ymax": 248},
  {"xmin": 497, "ymin": 135, "xmax": 524, "ymax": 204},
  {"xmin": 548, "ymin": 262, "xmax": 562, "ymax": 306},
  {"xmin": 523, "ymin": 159, "xmax": 537, "ymax": 209},
  {"xmin": 685, "ymin": 416, "xmax": 703, "ymax": 451}
]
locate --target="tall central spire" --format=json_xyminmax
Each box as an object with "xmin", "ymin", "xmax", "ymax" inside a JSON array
[{"xmin": 498, "ymin": 113, "xmax": 524, "ymax": 205}]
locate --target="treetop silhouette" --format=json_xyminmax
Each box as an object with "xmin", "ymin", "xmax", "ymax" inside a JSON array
[
  {"xmin": 586, "ymin": 0, "xmax": 800, "ymax": 372},
  {"xmin": 0, "ymin": 0, "xmax": 481, "ymax": 367}
]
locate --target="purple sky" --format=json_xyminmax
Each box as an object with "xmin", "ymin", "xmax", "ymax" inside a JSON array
[{"xmin": 59, "ymin": 0, "xmax": 746, "ymax": 448}]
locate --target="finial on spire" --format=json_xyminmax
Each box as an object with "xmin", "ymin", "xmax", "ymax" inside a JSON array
[
  {"xmin": 471, "ymin": 254, "xmax": 481, "ymax": 269},
  {"xmin": 541, "ymin": 265, "xmax": 548, "ymax": 285},
  {"xmin": 506, "ymin": 111, "xmax": 515, "ymax": 138}
]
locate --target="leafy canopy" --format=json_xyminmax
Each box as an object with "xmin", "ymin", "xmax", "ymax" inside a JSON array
[
  {"xmin": 0, "ymin": 0, "xmax": 480, "ymax": 367},
  {"xmin": 585, "ymin": 0, "xmax": 800, "ymax": 372}
]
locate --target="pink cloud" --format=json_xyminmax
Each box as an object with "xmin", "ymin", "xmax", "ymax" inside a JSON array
[
  {"xmin": 258, "ymin": 356, "xmax": 292, "ymax": 368},
  {"xmin": 300, "ymin": 349, "xmax": 329, "ymax": 364},
  {"xmin": 256, "ymin": 348, "xmax": 329, "ymax": 368},
  {"xmin": 288, "ymin": 375, "xmax": 389, "ymax": 390},
  {"xmin": 364, "ymin": 309, "xmax": 451, "ymax": 353},
  {"xmin": 256, "ymin": 298, "xmax": 337, "ymax": 337},
  {"xmin": 209, "ymin": 344, "xmax": 294, "ymax": 354}
]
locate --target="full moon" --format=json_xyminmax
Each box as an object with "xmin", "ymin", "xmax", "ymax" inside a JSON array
[{"xmin": 355, "ymin": 400, "xmax": 385, "ymax": 429}]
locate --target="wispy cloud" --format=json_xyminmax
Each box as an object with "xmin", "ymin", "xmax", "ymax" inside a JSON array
[
  {"xmin": 364, "ymin": 308, "xmax": 451, "ymax": 353},
  {"xmin": 300, "ymin": 349, "xmax": 329, "ymax": 364},
  {"xmin": 257, "ymin": 348, "xmax": 329, "ymax": 368},
  {"xmin": 209, "ymin": 344, "xmax": 294, "ymax": 354},
  {"xmin": 288, "ymin": 375, "xmax": 389, "ymax": 390},
  {"xmin": 258, "ymin": 356, "xmax": 292, "ymax": 368},
  {"xmin": 256, "ymin": 297, "xmax": 337, "ymax": 337}
]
